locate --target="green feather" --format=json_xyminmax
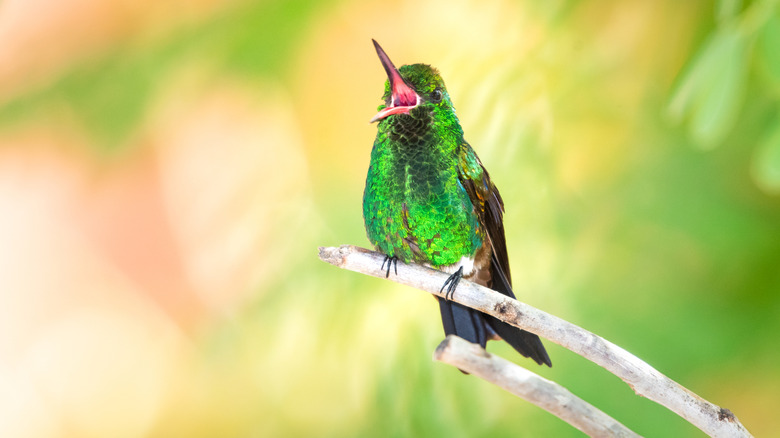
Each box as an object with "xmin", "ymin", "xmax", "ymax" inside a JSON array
[{"xmin": 363, "ymin": 64, "xmax": 484, "ymax": 267}]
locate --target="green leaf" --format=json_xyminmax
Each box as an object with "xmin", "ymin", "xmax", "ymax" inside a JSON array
[
  {"xmin": 752, "ymin": 121, "xmax": 780, "ymax": 194},
  {"xmin": 757, "ymin": 12, "xmax": 780, "ymax": 91},
  {"xmin": 667, "ymin": 28, "xmax": 748, "ymax": 149},
  {"xmin": 667, "ymin": 32, "xmax": 728, "ymax": 123},
  {"xmin": 688, "ymin": 29, "xmax": 748, "ymax": 148}
]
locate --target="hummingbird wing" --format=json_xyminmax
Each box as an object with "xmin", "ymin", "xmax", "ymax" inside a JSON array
[{"xmin": 455, "ymin": 143, "xmax": 552, "ymax": 367}]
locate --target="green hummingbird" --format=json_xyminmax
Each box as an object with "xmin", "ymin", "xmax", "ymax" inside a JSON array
[{"xmin": 363, "ymin": 40, "xmax": 551, "ymax": 367}]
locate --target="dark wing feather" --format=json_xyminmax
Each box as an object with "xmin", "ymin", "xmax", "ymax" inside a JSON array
[{"xmin": 457, "ymin": 143, "xmax": 552, "ymax": 367}]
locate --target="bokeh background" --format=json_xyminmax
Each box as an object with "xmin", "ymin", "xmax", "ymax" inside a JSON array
[{"xmin": 1, "ymin": 0, "xmax": 779, "ymax": 436}]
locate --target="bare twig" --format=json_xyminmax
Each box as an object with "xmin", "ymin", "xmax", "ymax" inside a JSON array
[
  {"xmin": 434, "ymin": 335, "xmax": 641, "ymax": 438},
  {"xmin": 318, "ymin": 245, "xmax": 753, "ymax": 438}
]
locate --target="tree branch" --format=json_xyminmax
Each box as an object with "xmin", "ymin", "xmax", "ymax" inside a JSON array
[
  {"xmin": 318, "ymin": 245, "xmax": 753, "ymax": 438},
  {"xmin": 434, "ymin": 335, "xmax": 641, "ymax": 437}
]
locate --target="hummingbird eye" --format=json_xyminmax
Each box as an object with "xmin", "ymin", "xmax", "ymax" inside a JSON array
[{"xmin": 430, "ymin": 89, "xmax": 443, "ymax": 103}]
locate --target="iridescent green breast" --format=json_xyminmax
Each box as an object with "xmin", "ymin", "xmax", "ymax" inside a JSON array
[{"xmin": 363, "ymin": 106, "xmax": 484, "ymax": 267}]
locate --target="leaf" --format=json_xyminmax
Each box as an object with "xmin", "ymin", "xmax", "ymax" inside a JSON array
[
  {"xmin": 752, "ymin": 121, "xmax": 780, "ymax": 194},
  {"xmin": 688, "ymin": 29, "xmax": 748, "ymax": 148},
  {"xmin": 757, "ymin": 12, "xmax": 780, "ymax": 91},
  {"xmin": 667, "ymin": 28, "xmax": 748, "ymax": 149},
  {"xmin": 667, "ymin": 32, "xmax": 728, "ymax": 123}
]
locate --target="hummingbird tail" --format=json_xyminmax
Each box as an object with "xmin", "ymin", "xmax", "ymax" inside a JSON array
[
  {"xmin": 485, "ymin": 316, "xmax": 552, "ymax": 367},
  {"xmin": 437, "ymin": 298, "xmax": 551, "ymax": 368},
  {"xmin": 437, "ymin": 298, "xmax": 489, "ymax": 374},
  {"xmin": 437, "ymin": 298, "xmax": 488, "ymax": 348}
]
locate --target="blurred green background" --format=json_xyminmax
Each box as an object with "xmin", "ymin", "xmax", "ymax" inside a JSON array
[{"xmin": 0, "ymin": 0, "xmax": 779, "ymax": 436}]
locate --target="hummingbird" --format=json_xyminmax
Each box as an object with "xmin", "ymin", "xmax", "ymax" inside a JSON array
[{"xmin": 363, "ymin": 40, "xmax": 551, "ymax": 367}]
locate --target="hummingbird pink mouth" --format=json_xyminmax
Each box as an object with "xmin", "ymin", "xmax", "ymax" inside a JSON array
[
  {"xmin": 370, "ymin": 40, "xmax": 420, "ymax": 123},
  {"xmin": 369, "ymin": 95, "xmax": 419, "ymax": 123}
]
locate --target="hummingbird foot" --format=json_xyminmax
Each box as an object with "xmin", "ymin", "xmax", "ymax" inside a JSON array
[
  {"xmin": 381, "ymin": 255, "xmax": 398, "ymax": 278},
  {"xmin": 440, "ymin": 266, "xmax": 464, "ymax": 301}
]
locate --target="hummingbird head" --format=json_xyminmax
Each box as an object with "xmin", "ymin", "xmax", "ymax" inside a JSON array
[{"xmin": 370, "ymin": 40, "xmax": 454, "ymax": 124}]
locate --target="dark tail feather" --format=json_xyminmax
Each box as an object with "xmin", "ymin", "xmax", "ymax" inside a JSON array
[
  {"xmin": 437, "ymin": 298, "xmax": 489, "ymax": 373},
  {"xmin": 484, "ymin": 316, "xmax": 551, "ymax": 367},
  {"xmin": 437, "ymin": 297, "xmax": 551, "ymax": 368},
  {"xmin": 437, "ymin": 298, "xmax": 488, "ymax": 348}
]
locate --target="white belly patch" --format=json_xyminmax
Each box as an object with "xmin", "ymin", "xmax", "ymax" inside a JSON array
[{"xmin": 434, "ymin": 256, "xmax": 475, "ymax": 276}]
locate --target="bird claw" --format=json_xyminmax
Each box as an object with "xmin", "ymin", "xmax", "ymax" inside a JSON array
[
  {"xmin": 440, "ymin": 266, "xmax": 464, "ymax": 301},
  {"xmin": 381, "ymin": 255, "xmax": 398, "ymax": 278}
]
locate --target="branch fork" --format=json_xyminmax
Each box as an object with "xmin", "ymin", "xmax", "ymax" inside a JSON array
[{"xmin": 318, "ymin": 245, "xmax": 752, "ymax": 438}]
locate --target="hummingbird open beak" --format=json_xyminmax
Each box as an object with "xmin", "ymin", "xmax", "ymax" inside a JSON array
[{"xmin": 370, "ymin": 40, "xmax": 420, "ymax": 123}]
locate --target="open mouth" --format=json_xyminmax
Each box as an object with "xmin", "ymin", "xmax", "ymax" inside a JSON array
[
  {"xmin": 370, "ymin": 40, "xmax": 420, "ymax": 123},
  {"xmin": 370, "ymin": 94, "xmax": 419, "ymax": 123}
]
